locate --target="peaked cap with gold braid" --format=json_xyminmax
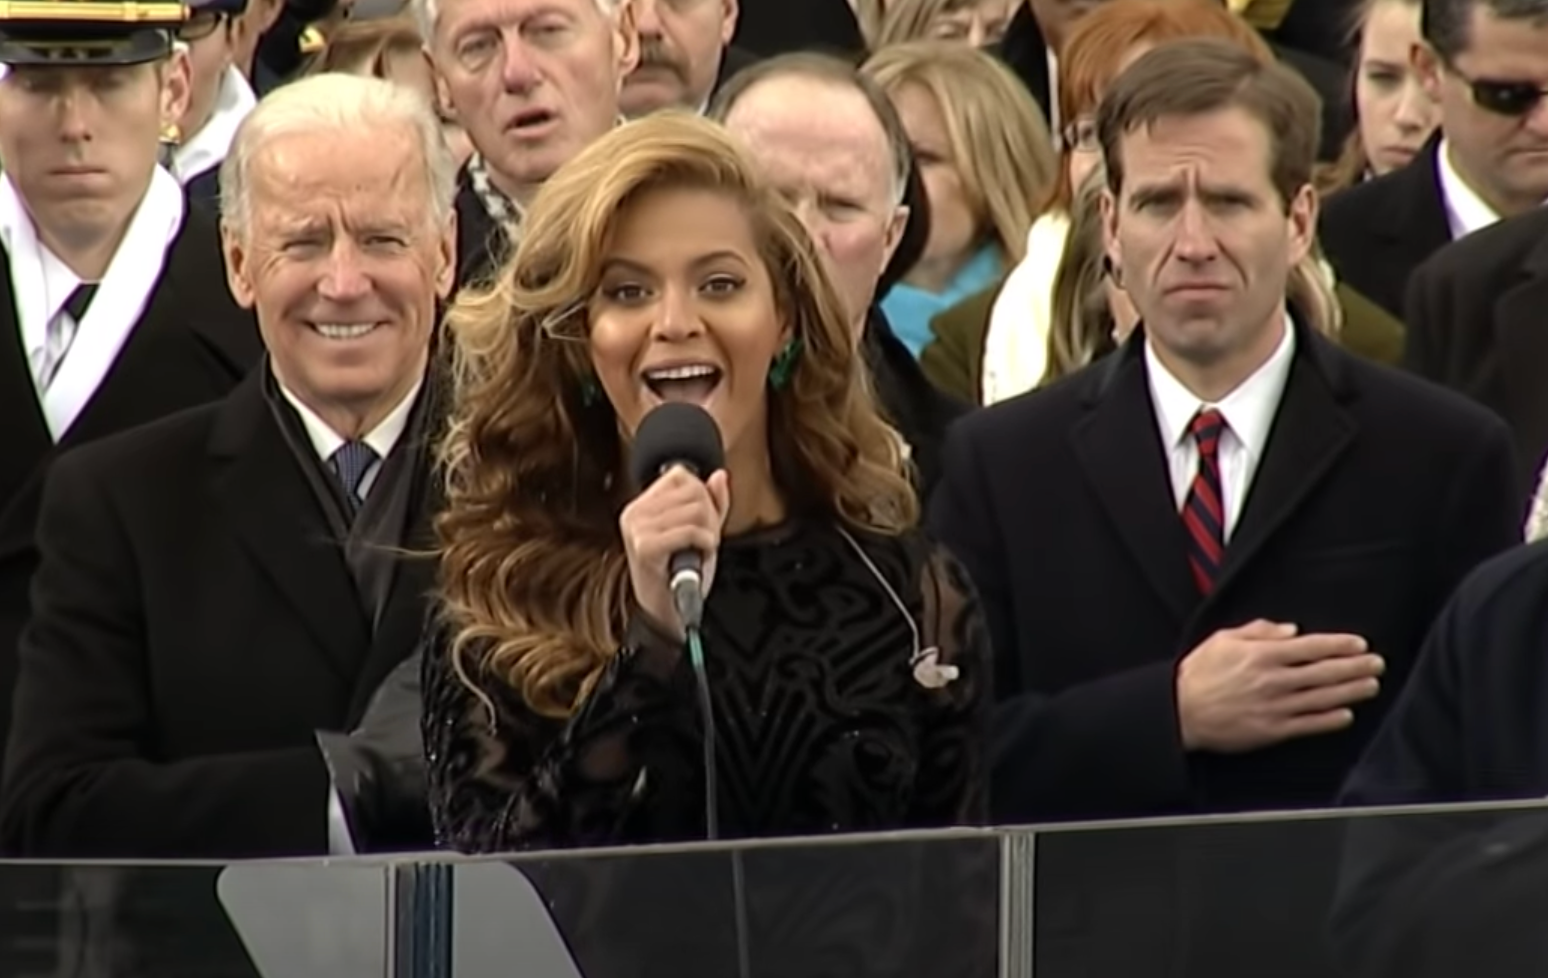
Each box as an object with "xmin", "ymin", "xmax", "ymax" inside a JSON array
[{"xmin": 0, "ymin": 0, "xmax": 188, "ymax": 66}]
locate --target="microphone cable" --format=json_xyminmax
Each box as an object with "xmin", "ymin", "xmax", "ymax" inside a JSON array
[
  {"xmin": 685, "ymin": 625, "xmax": 720, "ymax": 841},
  {"xmin": 684, "ymin": 624, "xmax": 752, "ymax": 978}
]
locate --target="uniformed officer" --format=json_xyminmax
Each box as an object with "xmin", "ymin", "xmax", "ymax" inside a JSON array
[
  {"xmin": 168, "ymin": 0, "xmax": 256, "ymax": 212},
  {"xmin": 0, "ymin": 0, "xmax": 261, "ymax": 769}
]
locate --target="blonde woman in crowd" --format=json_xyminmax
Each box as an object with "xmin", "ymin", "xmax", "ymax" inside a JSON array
[
  {"xmin": 871, "ymin": 0, "xmax": 1014, "ymax": 48},
  {"xmin": 863, "ymin": 41, "xmax": 1056, "ymax": 357},
  {"xmin": 1042, "ymin": 165, "xmax": 1138, "ymax": 384},
  {"xmin": 423, "ymin": 112, "xmax": 988, "ymax": 852},
  {"xmin": 1319, "ymin": 0, "xmax": 1437, "ymax": 193}
]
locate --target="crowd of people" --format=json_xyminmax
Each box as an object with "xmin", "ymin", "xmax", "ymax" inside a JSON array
[{"xmin": 3, "ymin": 0, "xmax": 1548, "ymax": 906}]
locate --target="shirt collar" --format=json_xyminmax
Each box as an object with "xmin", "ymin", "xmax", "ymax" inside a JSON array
[
  {"xmin": 1144, "ymin": 312, "xmax": 1296, "ymax": 460},
  {"xmin": 277, "ymin": 376, "xmax": 423, "ymax": 465},
  {"xmin": 1437, "ymin": 138, "xmax": 1503, "ymax": 239}
]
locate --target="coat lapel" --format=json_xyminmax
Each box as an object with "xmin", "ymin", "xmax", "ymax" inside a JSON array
[
  {"xmin": 1373, "ymin": 138, "xmax": 1453, "ymax": 274},
  {"xmin": 454, "ymin": 173, "xmax": 502, "ymax": 291},
  {"xmin": 1492, "ymin": 234, "xmax": 1548, "ymax": 473},
  {"xmin": 209, "ymin": 372, "xmax": 372, "ymax": 684},
  {"xmin": 1069, "ymin": 342, "xmax": 1200, "ymax": 625},
  {"xmin": 343, "ymin": 373, "xmax": 445, "ymax": 720},
  {"xmin": 0, "ymin": 268, "xmax": 51, "ymax": 517},
  {"xmin": 54, "ymin": 211, "xmax": 252, "ymax": 452},
  {"xmin": 1212, "ymin": 330, "xmax": 1356, "ymax": 595}
]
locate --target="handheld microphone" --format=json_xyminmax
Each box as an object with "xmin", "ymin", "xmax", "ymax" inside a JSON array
[
  {"xmin": 629, "ymin": 402, "xmax": 727, "ymax": 842},
  {"xmin": 628, "ymin": 402, "xmax": 726, "ymax": 632}
]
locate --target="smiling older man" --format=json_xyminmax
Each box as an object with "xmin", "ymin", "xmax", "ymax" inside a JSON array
[{"xmin": 1, "ymin": 73, "xmax": 452, "ymax": 858}]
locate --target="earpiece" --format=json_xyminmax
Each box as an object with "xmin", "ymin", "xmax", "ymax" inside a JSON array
[{"xmin": 835, "ymin": 526, "xmax": 958, "ymax": 690}]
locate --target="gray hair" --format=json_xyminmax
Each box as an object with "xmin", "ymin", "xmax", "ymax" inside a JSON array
[
  {"xmin": 412, "ymin": 0, "xmax": 620, "ymax": 48},
  {"xmin": 220, "ymin": 73, "xmax": 457, "ymax": 241},
  {"xmin": 707, "ymin": 52, "xmax": 912, "ymax": 208},
  {"xmin": 1422, "ymin": 0, "xmax": 1548, "ymax": 60}
]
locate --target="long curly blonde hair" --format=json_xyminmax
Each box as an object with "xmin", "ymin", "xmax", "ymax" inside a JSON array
[{"xmin": 437, "ymin": 112, "xmax": 919, "ymax": 720}]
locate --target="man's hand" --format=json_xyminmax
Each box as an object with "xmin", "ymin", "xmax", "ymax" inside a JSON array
[{"xmin": 1177, "ymin": 620, "xmax": 1384, "ymax": 753}]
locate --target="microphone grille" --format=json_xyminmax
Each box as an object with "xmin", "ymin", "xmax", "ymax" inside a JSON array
[{"xmin": 629, "ymin": 402, "xmax": 726, "ymax": 490}]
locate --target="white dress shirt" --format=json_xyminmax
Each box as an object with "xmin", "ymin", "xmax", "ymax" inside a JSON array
[
  {"xmin": 276, "ymin": 376, "xmax": 422, "ymax": 856},
  {"xmin": 1437, "ymin": 139, "xmax": 1504, "ymax": 240},
  {"xmin": 1145, "ymin": 319, "xmax": 1296, "ymax": 542},
  {"xmin": 30, "ymin": 248, "xmax": 93, "ymax": 389},
  {"xmin": 277, "ymin": 376, "xmax": 422, "ymax": 500}
]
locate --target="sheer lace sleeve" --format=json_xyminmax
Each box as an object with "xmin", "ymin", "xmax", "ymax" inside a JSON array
[
  {"xmin": 907, "ymin": 540, "xmax": 992, "ymax": 826},
  {"xmin": 422, "ymin": 614, "xmax": 703, "ymax": 853}
]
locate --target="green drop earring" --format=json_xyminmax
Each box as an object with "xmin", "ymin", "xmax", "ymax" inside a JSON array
[
  {"xmin": 767, "ymin": 338, "xmax": 803, "ymax": 390},
  {"xmin": 579, "ymin": 375, "xmax": 602, "ymax": 407}
]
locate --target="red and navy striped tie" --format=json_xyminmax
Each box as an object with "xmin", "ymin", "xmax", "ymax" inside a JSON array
[{"xmin": 1183, "ymin": 409, "xmax": 1227, "ymax": 594}]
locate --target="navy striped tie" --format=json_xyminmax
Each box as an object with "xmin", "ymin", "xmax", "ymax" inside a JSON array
[
  {"xmin": 1182, "ymin": 409, "xmax": 1227, "ymax": 594},
  {"xmin": 329, "ymin": 440, "xmax": 378, "ymax": 514}
]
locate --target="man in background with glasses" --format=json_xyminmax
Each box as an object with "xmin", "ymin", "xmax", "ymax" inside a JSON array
[
  {"xmin": 167, "ymin": 0, "xmax": 257, "ymax": 212},
  {"xmin": 1319, "ymin": 0, "xmax": 1548, "ymax": 322}
]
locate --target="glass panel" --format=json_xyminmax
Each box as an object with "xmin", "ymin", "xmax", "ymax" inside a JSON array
[
  {"xmin": 445, "ymin": 829, "xmax": 1001, "ymax": 978},
  {"xmin": 1027, "ymin": 801, "xmax": 1548, "ymax": 978},
  {"xmin": 0, "ymin": 860, "xmax": 395, "ymax": 978}
]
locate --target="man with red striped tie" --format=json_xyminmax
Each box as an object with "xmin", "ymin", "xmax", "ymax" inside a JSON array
[{"xmin": 929, "ymin": 39, "xmax": 1521, "ymax": 826}]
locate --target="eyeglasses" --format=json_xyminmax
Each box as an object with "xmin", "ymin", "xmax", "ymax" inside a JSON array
[
  {"xmin": 1062, "ymin": 117, "xmax": 1099, "ymax": 154},
  {"xmin": 177, "ymin": 11, "xmax": 229, "ymax": 42},
  {"xmin": 1447, "ymin": 62, "xmax": 1548, "ymax": 117},
  {"xmin": 539, "ymin": 301, "xmax": 589, "ymax": 341}
]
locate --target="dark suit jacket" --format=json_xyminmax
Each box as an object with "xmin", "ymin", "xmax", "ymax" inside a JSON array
[
  {"xmin": 1403, "ymin": 205, "xmax": 1548, "ymax": 497},
  {"xmin": 928, "ymin": 319, "xmax": 1519, "ymax": 824},
  {"xmin": 453, "ymin": 169, "xmax": 504, "ymax": 291},
  {"xmin": 0, "ymin": 206, "xmax": 260, "ymax": 775},
  {"xmin": 0, "ymin": 368, "xmax": 440, "ymax": 859},
  {"xmin": 1320, "ymin": 137, "xmax": 1452, "ymax": 320},
  {"xmin": 1331, "ymin": 542, "xmax": 1548, "ymax": 978},
  {"xmin": 994, "ymin": 3, "xmax": 1051, "ymax": 124},
  {"xmin": 186, "ymin": 166, "xmax": 222, "ymax": 217},
  {"xmin": 866, "ymin": 308, "xmax": 969, "ymax": 502},
  {"xmin": 1268, "ymin": 0, "xmax": 1359, "ymax": 64},
  {"xmin": 1340, "ymin": 540, "xmax": 1548, "ymax": 810},
  {"xmin": 713, "ymin": 44, "xmax": 758, "ymax": 92},
  {"xmin": 729, "ymin": 0, "xmax": 863, "ymax": 57}
]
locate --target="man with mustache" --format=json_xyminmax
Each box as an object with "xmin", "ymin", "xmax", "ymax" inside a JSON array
[{"xmin": 621, "ymin": 0, "xmax": 755, "ymax": 117}]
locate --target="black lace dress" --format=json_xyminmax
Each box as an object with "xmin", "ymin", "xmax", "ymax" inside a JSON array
[{"xmin": 423, "ymin": 519, "xmax": 990, "ymax": 853}]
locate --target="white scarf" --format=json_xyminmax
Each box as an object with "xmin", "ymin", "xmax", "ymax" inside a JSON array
[
  {"xmin": 980, "ymin": 210, "xmax": 1070, "ymax": 405},
  {"xmin": 1, "ymin": 166, "xmax": 187, "ymax": 440}
]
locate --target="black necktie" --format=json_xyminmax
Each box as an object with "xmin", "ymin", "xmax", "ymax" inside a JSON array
[{"xmin": 63, "ymin": 283, "xmax": 98, "ymax": 323}]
